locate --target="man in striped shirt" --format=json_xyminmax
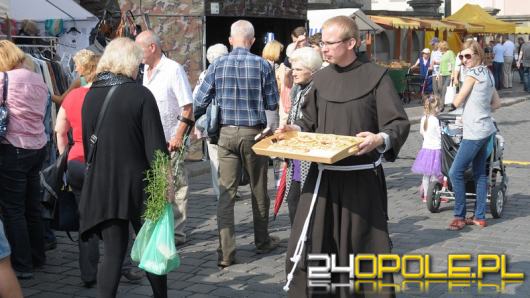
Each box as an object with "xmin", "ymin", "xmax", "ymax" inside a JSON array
[{"xmin": 194, "ymin": 20, "xmax": 279, "ymax": 268}]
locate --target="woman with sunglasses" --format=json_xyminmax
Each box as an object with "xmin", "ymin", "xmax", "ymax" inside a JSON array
[{"xmin": 447, "ymin": 40, "xmax": 502, "ymax": 231}]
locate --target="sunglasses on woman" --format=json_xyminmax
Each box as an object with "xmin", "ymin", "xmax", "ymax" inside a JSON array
[{"xmin": 458, "ymin": 53, "xmax": 474, "ymax": 60}]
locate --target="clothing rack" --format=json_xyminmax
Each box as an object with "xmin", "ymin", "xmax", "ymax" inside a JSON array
[{"xmin": 0, "ymin": 35, "xmax": 58, "ymax": 58}]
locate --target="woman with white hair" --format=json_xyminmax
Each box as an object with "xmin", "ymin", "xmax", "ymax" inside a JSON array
[
  {"xmin": 193, "ymin": 43, "xmax": 228, "ymax": 198},
  {"xmin": 80, "ymin": 37, "xmax": 168, "ymax": 298},
  {"xmin": 282, "ymin": 47, "xmax": 322, "ymax": 224}
]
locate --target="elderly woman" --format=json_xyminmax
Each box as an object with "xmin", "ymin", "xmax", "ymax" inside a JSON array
[
  {"xmin": 448, "ymin": 40, "xmax": 501, "ymax": 230},
  {"xmin": 54, "ymin": 49, "xmax": 100, "ymax": 287},
  {"xmin": 80, "ymin": 38, "xmax": 168, "ymax": 297},
  {"xmin": 412, "ymin": 48, "xmax": 433, "ymax": 94},
  {"xmin": 282, "ymin": 47, "xmax": 323, "ymax": 224},
  {"xmin": 0, "ymin": 40, "xmax": 48, "ymax": 279},
  {"xmin": 193, "ymin": 43, "xmax": 228, "ymax": 199}
]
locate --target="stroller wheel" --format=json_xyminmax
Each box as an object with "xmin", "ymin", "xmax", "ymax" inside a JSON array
[
  {"xmin": 426, "ymin": 181, "xmax": 442, "ymax": 213},
  {"xmin": 490, "ymin": 185, "xmax": 505, "ymax": 218}
]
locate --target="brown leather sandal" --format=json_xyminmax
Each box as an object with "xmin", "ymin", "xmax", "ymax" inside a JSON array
[
  {"xmin": 465, "ymin": 216, "xmax": 475, "ymax": 225},
  {"xmin": 472, "ymin": 219, "xmax": 487, "ymax": 227},
  {"xmin": 448, "ymin": 218, "xmax": 466, "ymax": 231}
]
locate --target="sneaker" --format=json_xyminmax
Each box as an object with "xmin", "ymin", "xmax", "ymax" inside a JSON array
[
  {"xmin": 256, "ymin": 235, "xmax": 280, "ymax": 254},
  {"xmin": 122, "ymin": 269, "xmax": 143, "ymax": 282}
]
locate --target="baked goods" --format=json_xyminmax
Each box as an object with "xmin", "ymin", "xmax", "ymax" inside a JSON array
[{"xmin": 269, "ymin": 132, "xmax": 362, "ymax": 154}]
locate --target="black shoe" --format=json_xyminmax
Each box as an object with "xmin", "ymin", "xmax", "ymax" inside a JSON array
[
  {"xmin": 256, "ymin": 235, "xmax": 280, "ymax": 254},
  {"xmin": 122, "ymin": 269, "xmax": 143, "ymax": 282},
  {"xmin": 83, "ymin": 280, "xmax": 96, "ymax": 288},
  {"xmin": 44, "ymin": 240, "xmax": 57, "ymax": 251},
  {"xmin": 15, "ymin": 271, "xmax": 33, "ymax": 280}
]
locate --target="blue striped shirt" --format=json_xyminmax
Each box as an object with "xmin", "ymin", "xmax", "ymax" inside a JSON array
[{"xmin": 194, "ymin": 47, "xmax": 278, "ymax": 126}]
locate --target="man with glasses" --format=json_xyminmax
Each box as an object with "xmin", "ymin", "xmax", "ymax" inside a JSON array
[{"xmin": 280, "ymin": 16, "xmax": 410, "ymax": 296}]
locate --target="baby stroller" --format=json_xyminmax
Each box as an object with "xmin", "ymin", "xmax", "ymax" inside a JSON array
[{"xmin": 425, "ymin": 112, "xmax": 508, "ymax": 218}]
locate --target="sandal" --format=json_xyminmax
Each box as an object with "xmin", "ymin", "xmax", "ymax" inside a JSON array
[
  {"xmin": 472, "ymin": 219, "xmax": 487, "ymax": 227},
  {"xmin": 448, "ymin": 218, "xmax": 466, "ymax": 231}
]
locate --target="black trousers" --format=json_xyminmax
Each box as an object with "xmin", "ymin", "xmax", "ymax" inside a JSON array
[
  {"xmin": 0, "ymin": 144, "xmax": 46, "ymax": 273},
  {"xmin": 97, "ymin": 219, "xmax": 167, "ymax": 298},
  {"xmin": 67, "ymin": 160, "xmax": 100, "ymax": 283}
]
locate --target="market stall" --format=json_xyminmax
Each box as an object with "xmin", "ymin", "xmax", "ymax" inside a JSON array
[{"xmin": 308, "ymin": 9, "xmax": 384, "ymax": 60}]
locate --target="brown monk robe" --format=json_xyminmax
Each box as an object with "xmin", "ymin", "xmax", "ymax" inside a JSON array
[{"xmin": 285, "ymin": 58, "xmax": 410, "ymax": 297}]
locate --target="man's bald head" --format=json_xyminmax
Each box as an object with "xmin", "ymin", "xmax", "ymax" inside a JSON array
[
  {"xmin": 229, "ymin": 20, "xmax": 255, "ymax": 49},
  {"xmin": 135, "ymin": 30, "xmax": 162, "ymax": 67}
]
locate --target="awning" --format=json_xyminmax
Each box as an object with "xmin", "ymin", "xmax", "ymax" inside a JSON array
[
  {"xmin": 403, "ymin": 18, "xmax": 456, "ymax": 31},
  {"xmin": 441, "ymin": 20, "xmax": 485, "ymax": 32},
  {"xmin": 516, "ymin": 26, "xmax": 530, "ymax": 34},
  {"xmin": 443, "ymin": 4, "xmax": 515, "ymax": 34},
  {"xmin": 370, "ymin": 15, "xmax": 420, "ymax": 30},
  {"xmin": 9, "ymin": 0, "xmax": 96, "ymax": 21},
  {"xmin": 308, "ymin": 9, "xmax": 384, "ymax": 34}
]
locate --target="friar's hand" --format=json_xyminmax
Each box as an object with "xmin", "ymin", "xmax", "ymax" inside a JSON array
[
  {"xmin": 275, "ymin": 124, "xmax": 301, "ymax": 134},
  {"xmin": 355, "ymin": 132, "xmax": 384, "ymax": 156}
]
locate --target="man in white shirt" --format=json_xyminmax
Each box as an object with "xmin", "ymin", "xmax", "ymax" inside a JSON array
[
  {"xmin": 135, "ymin": 30, "xmax": 194, "ymax": 246},
  {"xmin": 502, "ymin": 36, "xmax": 515, "ymax": 88}
]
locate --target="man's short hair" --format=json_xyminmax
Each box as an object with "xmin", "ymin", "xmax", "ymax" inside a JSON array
[
  {"xmin": 322, "ymin": 16, "xmax": 359, "ymax": 45},
  {"xmin": 138, "ymin": 30, "xmax": 162, "ymax": 48},
  {"xmin": 230, "ymin": 20, "xmax": 254, "ymax": 40},
  {"xmin": 291, "ymin": 26, "xmax": 306, "ymax": 38}
]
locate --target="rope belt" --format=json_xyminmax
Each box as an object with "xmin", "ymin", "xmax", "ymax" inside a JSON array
[{"xmin": 283, "ymin": 157, "xmax": 382, "ymax": 292}]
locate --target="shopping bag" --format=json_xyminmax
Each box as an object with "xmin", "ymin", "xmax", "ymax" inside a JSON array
[
  {"xmin": 138, "ymin": 204, "xmax": 180, "ymax": 275},
  {"xmin": 444, "ymin": 82, "xmax": 456, "ymax": 105},
  {"xmin": 131, "ymin": 219, "xmax": 156, "ymax": 263}
]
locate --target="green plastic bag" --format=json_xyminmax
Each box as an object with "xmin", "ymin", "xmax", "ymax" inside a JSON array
[
  {"xmin": 138, "ymin": 203, "xmax": 180, "ymax": 275},
  {"xmin": 131, "ymin": 219, "xmax": 156, "ymax": 263}
]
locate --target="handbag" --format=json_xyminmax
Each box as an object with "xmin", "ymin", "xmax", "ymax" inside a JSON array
[
  {"xmin": 0, "ymin": 72, "xmax": 9, "ymax": 138},
  {"xmin": 206, "ymin": 97, "xmax": 221, "ymax": 144},
  {"xmin": 115, "ymin": 10, "xmax": 142, "ymax": 39},
  {"xmin": 40, "ymin": 142, "xmax": 79, "ymax": 232},
  {"xmin": 444, "ymin": 81, "xmax": 456, "ymax": 105}
]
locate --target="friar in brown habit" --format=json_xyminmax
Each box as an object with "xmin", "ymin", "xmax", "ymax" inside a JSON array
[{"xmin": 279, "ymin": 16, "xmax": 410, "ymax": 297}]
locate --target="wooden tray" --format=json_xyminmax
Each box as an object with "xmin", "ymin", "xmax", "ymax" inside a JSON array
[{"xmin": 252, "ymin": 131, "xmax": 362, "ymax": 164}]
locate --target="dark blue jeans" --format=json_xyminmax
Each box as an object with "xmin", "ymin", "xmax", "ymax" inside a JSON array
[
  {"xmin": 0, "ymin": 144, "xmax": 46, "ymax": 272},
  {"xmin": 492, "ymin": 62, "xmax": 504, "ymax": 90},
  {"xmin": 448, "ymin": 136, "xmax": 492, "ymax": 220}
]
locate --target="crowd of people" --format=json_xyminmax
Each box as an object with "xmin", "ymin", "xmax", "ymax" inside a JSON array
[{"xmin": 0, "ymin": 14, "xmax": 520, "ymax": 298}]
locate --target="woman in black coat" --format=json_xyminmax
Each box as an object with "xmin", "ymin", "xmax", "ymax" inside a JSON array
[{"xmin": 80, "ymin": 37, "xmax": 168, "ymax": 298}]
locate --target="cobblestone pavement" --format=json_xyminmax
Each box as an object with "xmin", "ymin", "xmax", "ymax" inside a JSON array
[{"xmin": 21, "ymin": 99, "xmax": 530, "ymax": 297}]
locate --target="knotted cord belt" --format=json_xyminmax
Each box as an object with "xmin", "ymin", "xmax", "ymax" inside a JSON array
[{"xmin": 284, "ymin": 157, "xmax": 382, "ymax": 292}]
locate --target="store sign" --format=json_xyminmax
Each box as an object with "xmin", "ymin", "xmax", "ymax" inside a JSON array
[{"xmin": 211, "ymin": 2, "xmax": 220, "ymax": 14}]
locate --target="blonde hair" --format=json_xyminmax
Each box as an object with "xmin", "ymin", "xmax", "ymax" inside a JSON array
[
  {"xmin": 423, "ymin": 95, "xmax": 439, "ymax": 131},
  {"xmin": 262, "ymin": 40, "xmax": 284, "ymax": 63},
  {"xmin": 322, "ymin": 16, "xmax": 360, "ymax": 45},
  {"xmin": 0, "ymin": 40, "xmax": 26, "ymax": 72},
  {"xmin": 96, "ymin": 37, "xmax": 143, "ymax": 78},
  {"xmin": 461, "ymin": 40, "xmax": 485, "ymax": 64},
  {"xmin": 74, "ymin": 50, "xmax": 100, "ymax": 82},
  {"xmin": 438, "ymin": 41, "xmax": 449, "ymax": 52}
]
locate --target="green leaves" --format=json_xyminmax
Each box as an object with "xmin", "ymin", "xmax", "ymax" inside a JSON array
[{"xmin": 144, "ymin": 150, "xmax": 171, "ymax": 222}]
